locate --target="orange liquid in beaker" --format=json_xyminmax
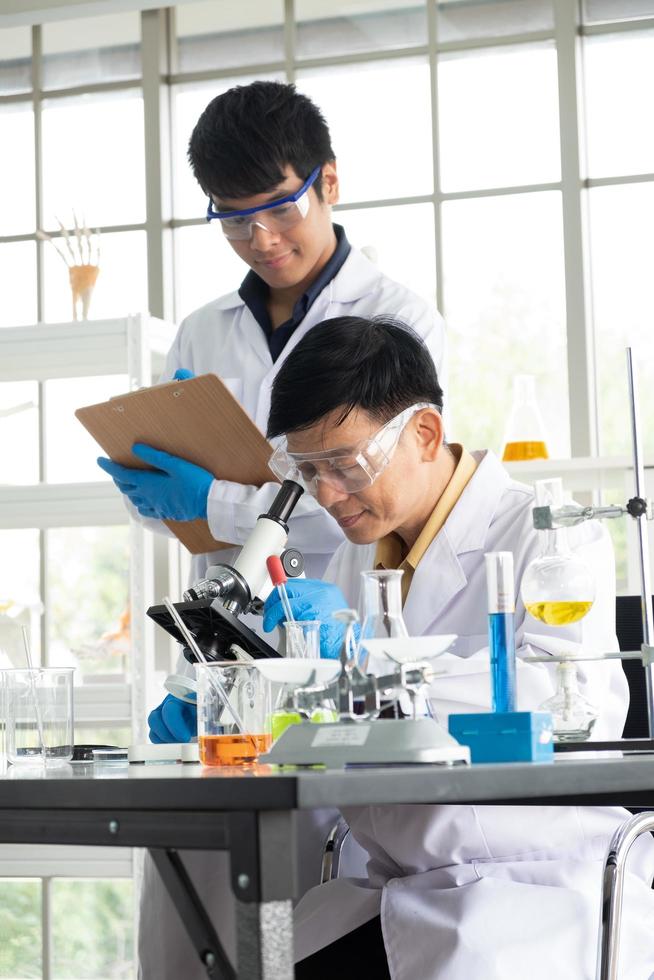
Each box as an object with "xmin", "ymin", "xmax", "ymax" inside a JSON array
[
  {"xmin": 199, "ymin": 733, "xmax": 272, "ymax": 767},
  {"xmin": 502, "ymin": 440, "xmax": 549, "ymax": 462}
]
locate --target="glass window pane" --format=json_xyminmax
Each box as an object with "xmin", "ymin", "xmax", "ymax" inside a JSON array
[
  {"xmin": 583, "ymin": 0, "xmax": 654, "ymax": 23},
  {"xmin": 52, "ymin": 878, "xmax": 133, "ymax": 979},
  {"xmin": 0, "ymin": 242, "xmax": 37, "ymax": 327},
  {"xmin": 0, "ymin": 530, "xmax": 41, "ymax": 668},
  {"xmin": 583, "ymin": 32, "xmax": 654, "ymax": 179},
  {"xmin": 338, "ymin": 202, "xmax": 436, "ymax": 302},
  {"xmin": 43, "ymin": 230, "xmax": 147, "ymax": 323},
  {"xmin": 72, "ymin": 724, "xmax": 132, "ymax": 745},
  {"xmin": 47, "ymin": 526, "xmax": 130, "ymax": 678},
  {"xmin": 0, "ymin": 26, "xmax": 31, "ymax": 95},
  {"xmin": 298, "ymin": 59, "xmax": 433, "ymax": 204},
  {"xmin": 296, "ymin": 0, "xmax": 427, "ymax": 59},
  {"xmin": 41, "ymin": 92, "xmax": 145, "ymax": 229},
  {"xmin": 437, "ymin": 0, "xmax": 553, "ymax": 44},
  {"xmin": 0, "ymin": 104, "xmax": 35, "ymax": 236},
  {"xmin": 589, "ymin": 183, "xmax": 654, "ymax": 456},
  {"xmin": 45, "ymin": 375, "xmax": 128, "ymax": 483},
  {"xmin": 176, "ymin": 0, "xmax": 284, "ymax": 72},
  {"xmin": 172, "ymin": 75, "xmax": 285, "ymax": 219},
  {"xmin": 442, "ymin": 191, "xmax": 569, "ymax": 456},
  {"xmin": 174, "ymin": 223, "xmax": 245, "ymax": 322},
  {"xmin": 0, "ymin": 381, "xmax": 39, "ymax": 484},
  {"xmin": 42, "ymin": 12, "xmax": 140, "ymax": 90},
  {"xmin": 438, "ymin": 43, "xmax": 560, "ymax": 192},
  {"xmin": 0, "ymin": 879, "xmax": 41, "ymax": 979}
]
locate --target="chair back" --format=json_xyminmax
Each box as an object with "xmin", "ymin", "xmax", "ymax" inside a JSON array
[{"xmin": 616, "ymin": 595, "xmax": 653, "ymax": 738}]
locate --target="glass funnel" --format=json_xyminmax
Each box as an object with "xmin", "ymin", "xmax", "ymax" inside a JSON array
[
  {"xmin": 357, "ymin": 569, "xmax": 409, "ymax": 672},
  {"xmin": 501, "ymin": 374, "xmax": 549, "ymax": 462},
  {"xmin": 539, "ymin": 661, "xmax": 598, "ymax": 741},
  {"xmin": 521, "ymin": 479, "xmax": 595, "ymax": 626}
]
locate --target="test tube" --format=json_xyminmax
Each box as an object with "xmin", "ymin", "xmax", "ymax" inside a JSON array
[{"xmin": 485, "ymin": 551, "xmax": 517, "ymax": 713}]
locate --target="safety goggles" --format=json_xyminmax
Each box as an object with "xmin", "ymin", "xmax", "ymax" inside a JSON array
[
  {"xmin": 206, "ymin": 166, "xmax": 321, "ymax": 240},
  {"xmin": 268, "ymin": 403, "xmax": 437, "ymax": 495}
]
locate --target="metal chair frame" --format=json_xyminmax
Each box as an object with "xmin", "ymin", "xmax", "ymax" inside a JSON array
[{"xmin": 596, "ymin": 810, "xmax": 654, "ymax": 979}]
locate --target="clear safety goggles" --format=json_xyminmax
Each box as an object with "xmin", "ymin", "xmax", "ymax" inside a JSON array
[
  {"xmin": 206, "ymin": 166, "xmax": 321, "ymax": 240},
  {"xmin": 268, "ymin": 403, "xmax": 437, "ymax": 495}
]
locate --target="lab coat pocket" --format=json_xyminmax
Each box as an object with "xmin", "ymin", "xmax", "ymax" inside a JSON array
[{"xmin": 381, "ymin": 867, "xmax": 596, "ymax": 980}]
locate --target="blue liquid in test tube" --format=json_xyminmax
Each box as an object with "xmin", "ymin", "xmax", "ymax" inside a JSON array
[{"xmin": 485, "ymin": 552, "xmax": 517, "ymax": 713}]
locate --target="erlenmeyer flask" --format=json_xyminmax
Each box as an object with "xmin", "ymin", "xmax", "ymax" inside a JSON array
[
  {"xmin": 539, "ymin": 661, "xmax": 597, "ymax": 741},
  {"xmin": 521, "ymin": 478, "xmax": 595, "ymax": 626},
  {"xmin": 501, "ymin": 374, "xmax": 549, "ymax": 462},
  {"xmin": 358, "ymin": 570, "xmax": 409, "ymax": 667}
]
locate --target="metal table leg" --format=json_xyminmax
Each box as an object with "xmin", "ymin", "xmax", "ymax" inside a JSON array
[
  {"xmin": 149, "ymin": 847, "xmax": 236, "ymax": 980},
  {"xmin": 596, "ymin": 810, "xmax": 654, "ymax": 980},
  {"xmin": 229, "ymin": 810, "xmax": 296, "ymax": 980}
]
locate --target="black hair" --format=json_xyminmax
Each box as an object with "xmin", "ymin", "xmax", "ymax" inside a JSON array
[
  {"xmin": 267, "ymin": 316, "xmax": 444, "ymax": 438},
  {"xmin": 188, "ymin": 80, "xmax": 335, "ymax": 201}
]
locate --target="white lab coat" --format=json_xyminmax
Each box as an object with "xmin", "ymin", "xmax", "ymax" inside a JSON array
[
  {"xmin": 137, "ymin": 247, "xmax": 445, "ymax": 979},
  {"xmin": 293, "ymin": 450, "xmax": 654, "ymax": 978},
  {"xmin": 135, "ymin": 243, "xmax": 446, "ymax": 585}
]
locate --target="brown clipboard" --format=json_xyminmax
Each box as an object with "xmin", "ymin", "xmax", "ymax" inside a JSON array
[{"xmin": 75, "ymin": 374, "xmax": 277, "ymax": 554}]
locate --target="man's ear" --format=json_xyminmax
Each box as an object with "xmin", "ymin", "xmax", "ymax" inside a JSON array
[
  {"xmin": 321, "ymin": 161, "xmax": 339, "ymax": 205},
  {"xmin": 415, "ymin": 409, "xmax": 444, "ymax": 463}
]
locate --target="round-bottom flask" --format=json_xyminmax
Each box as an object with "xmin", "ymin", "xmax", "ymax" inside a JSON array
[
  {"xmin": 539, "ymin": 661, "xmax": 598, "ymax": 741},
  {"xmin": 521, "ymin": 479, "xmax": 595, "ymax": 626}
]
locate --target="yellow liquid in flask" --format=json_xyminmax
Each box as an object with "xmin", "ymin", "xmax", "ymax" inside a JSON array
[
  {"xmin": 525, "ymin": 601, "xmax": 593, "ymax": 626},
  {"xmin": 502, "ymin": 441, "xmax": 549, "ymax": 462}
]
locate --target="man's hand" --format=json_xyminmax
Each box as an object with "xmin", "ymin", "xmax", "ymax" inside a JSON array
[
  {"xmin": 148, "ymin": 694, "xmax": 197, "ymax": 743},
  {"xmin": 97, "ymin": 443, "xmax": 213, "ymax": 521},
  {"xmin": 263, "ymin": 578, "xmax": 353, "ymax": 659}
]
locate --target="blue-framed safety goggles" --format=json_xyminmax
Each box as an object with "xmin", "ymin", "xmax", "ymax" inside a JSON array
[{"xmin": 206, "ymin": 166, "xmax": 321, "ymax": 240}]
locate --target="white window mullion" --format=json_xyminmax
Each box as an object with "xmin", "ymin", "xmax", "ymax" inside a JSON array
[
  {"xmin": 42, "ymin": 876, "xmax": 53, "ymax": 980},
  {"xmin": 554, "ymin": 0, "xmax": 598, "ymax": 458}
]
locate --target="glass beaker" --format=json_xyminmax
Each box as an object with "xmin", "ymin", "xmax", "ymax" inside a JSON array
[
  {"xmin": 501, "ymin": 374, "xmax": 549, "ymax": 462},
  {"xmin": 4, "ymin": 667, "xmax": 74, "ymax": 766},
  {"xmin": 521, "ymin": 478, "xmax": 595, "ymax": 626},
  {"xmin": 197, "ymin": 661, "xmax": 272, "ymax": 766},
  {"xmin": 539, "ymin": 661, "xmax": 597, "ymax": 741},
  {"xmin": 284, "ymin": 620, "xmax": 320, "ymax": 659}
]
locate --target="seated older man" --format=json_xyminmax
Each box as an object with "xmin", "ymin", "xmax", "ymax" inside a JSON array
[{"xmin": 263, "ymin": 314, "xmax": 654, "ymax": 980}]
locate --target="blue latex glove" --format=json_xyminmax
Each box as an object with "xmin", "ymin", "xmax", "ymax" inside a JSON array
[
  {"xmin": 173, "ymin": 368, "xmax": 195, "ymax": 380},
  {"xmin": 148, "ymin": 694, "xmax": 197, "ymax": 743},
  {"xmin": 97, "ymin": 443, "xmax": 213, "ymax": 521},
  {"xmin": 263, "ymin": 578, "xmax": 353, "ymax": 660}
]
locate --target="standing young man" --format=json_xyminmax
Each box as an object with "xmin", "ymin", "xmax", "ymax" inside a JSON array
[{"xmin": 100, "ymin": 80, "xmax": 445, "ymax": 595}]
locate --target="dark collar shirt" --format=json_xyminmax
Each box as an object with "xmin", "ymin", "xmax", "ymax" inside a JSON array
[{"xmin": 237, "ymin": 223, "xmax": 351, "ymax": 363}]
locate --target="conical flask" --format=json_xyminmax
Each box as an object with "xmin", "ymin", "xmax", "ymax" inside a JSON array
[
  {"xmin": 521, "ymin": 478, "xmax": 595, "ymax": 626},
  {"xmin": 539, "ymin": 661, "xmax": 597, "ymax": 741},
  {"xmin": 358, "ymin": 569, "xmax": 409, "ymax": 667},
  {"xmin": 501, "ymin": 374, "xmax": 549, "ymax": 462}
]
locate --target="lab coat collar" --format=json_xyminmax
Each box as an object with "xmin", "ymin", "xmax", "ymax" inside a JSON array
[
  {"xmin": 402, "ymin": 450, "xmax": 511, "ymax": 634},
  {"xmin": 208, "ymin": 236, "xmax": 378, "ymax": 312}
]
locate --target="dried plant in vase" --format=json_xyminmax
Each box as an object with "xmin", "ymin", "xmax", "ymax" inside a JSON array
[{"xmin": 37, "ymin": 213, "xmax": 101, "ymax": 321}]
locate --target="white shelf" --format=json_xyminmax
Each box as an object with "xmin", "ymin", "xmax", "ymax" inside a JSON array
[
  {"xmin": 0, "ymin": 313, "xmax": 175, "ymax": 381},
  {"xmin": 0, "ymin": 482, "xmax": 126, "ymax": 529}
]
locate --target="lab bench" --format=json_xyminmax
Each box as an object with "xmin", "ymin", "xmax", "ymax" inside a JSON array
[{"xmin": 1, "ymin": 754, "xmax": 654, "ymax": 980}]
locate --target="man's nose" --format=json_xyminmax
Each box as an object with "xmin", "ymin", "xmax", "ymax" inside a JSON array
[
  {"xmin": 249, "ymin": 221, "xmax": 280, "ymax": 250},
  {"xmin": 315, "ymin": 480, "xmax": 349, "ymax": 511}
]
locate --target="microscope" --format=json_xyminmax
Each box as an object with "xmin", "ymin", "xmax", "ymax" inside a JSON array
[{"xmin": 147, "ymin": 479, "xmax": 305, "ymax": 663}]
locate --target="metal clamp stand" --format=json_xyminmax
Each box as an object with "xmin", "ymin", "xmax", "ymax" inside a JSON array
[{"xmin": 595, "ymin": 810, "xmax": 654, "ymax": 979}]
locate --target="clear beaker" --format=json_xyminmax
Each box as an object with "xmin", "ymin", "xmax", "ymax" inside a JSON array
[
  {"xmin": 197, "ymin": 661, "xmax": 272, "ymax": 767},
  {"xmin": 501, "ymin": 374, "xmax": 549, "ymax": 462},
  {"xmin": 521, "ymin": 478, "xmax": 595, "ymax": 626},
  {"xmin": 284, "ymin": 620, "xmax": 320, "ymax": 659},
  {"xmin": 4, "ymin": 667, "xmax": 74, "ymax": 767},
  {"xmin": 539, "ymin": 660, "xmax": 597, "ymax": 741}
]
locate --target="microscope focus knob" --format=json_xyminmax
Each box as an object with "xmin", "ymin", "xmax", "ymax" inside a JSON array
[{"xmin": 280, "ymin": 548, "xmax": 304, "ymax": 578}]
